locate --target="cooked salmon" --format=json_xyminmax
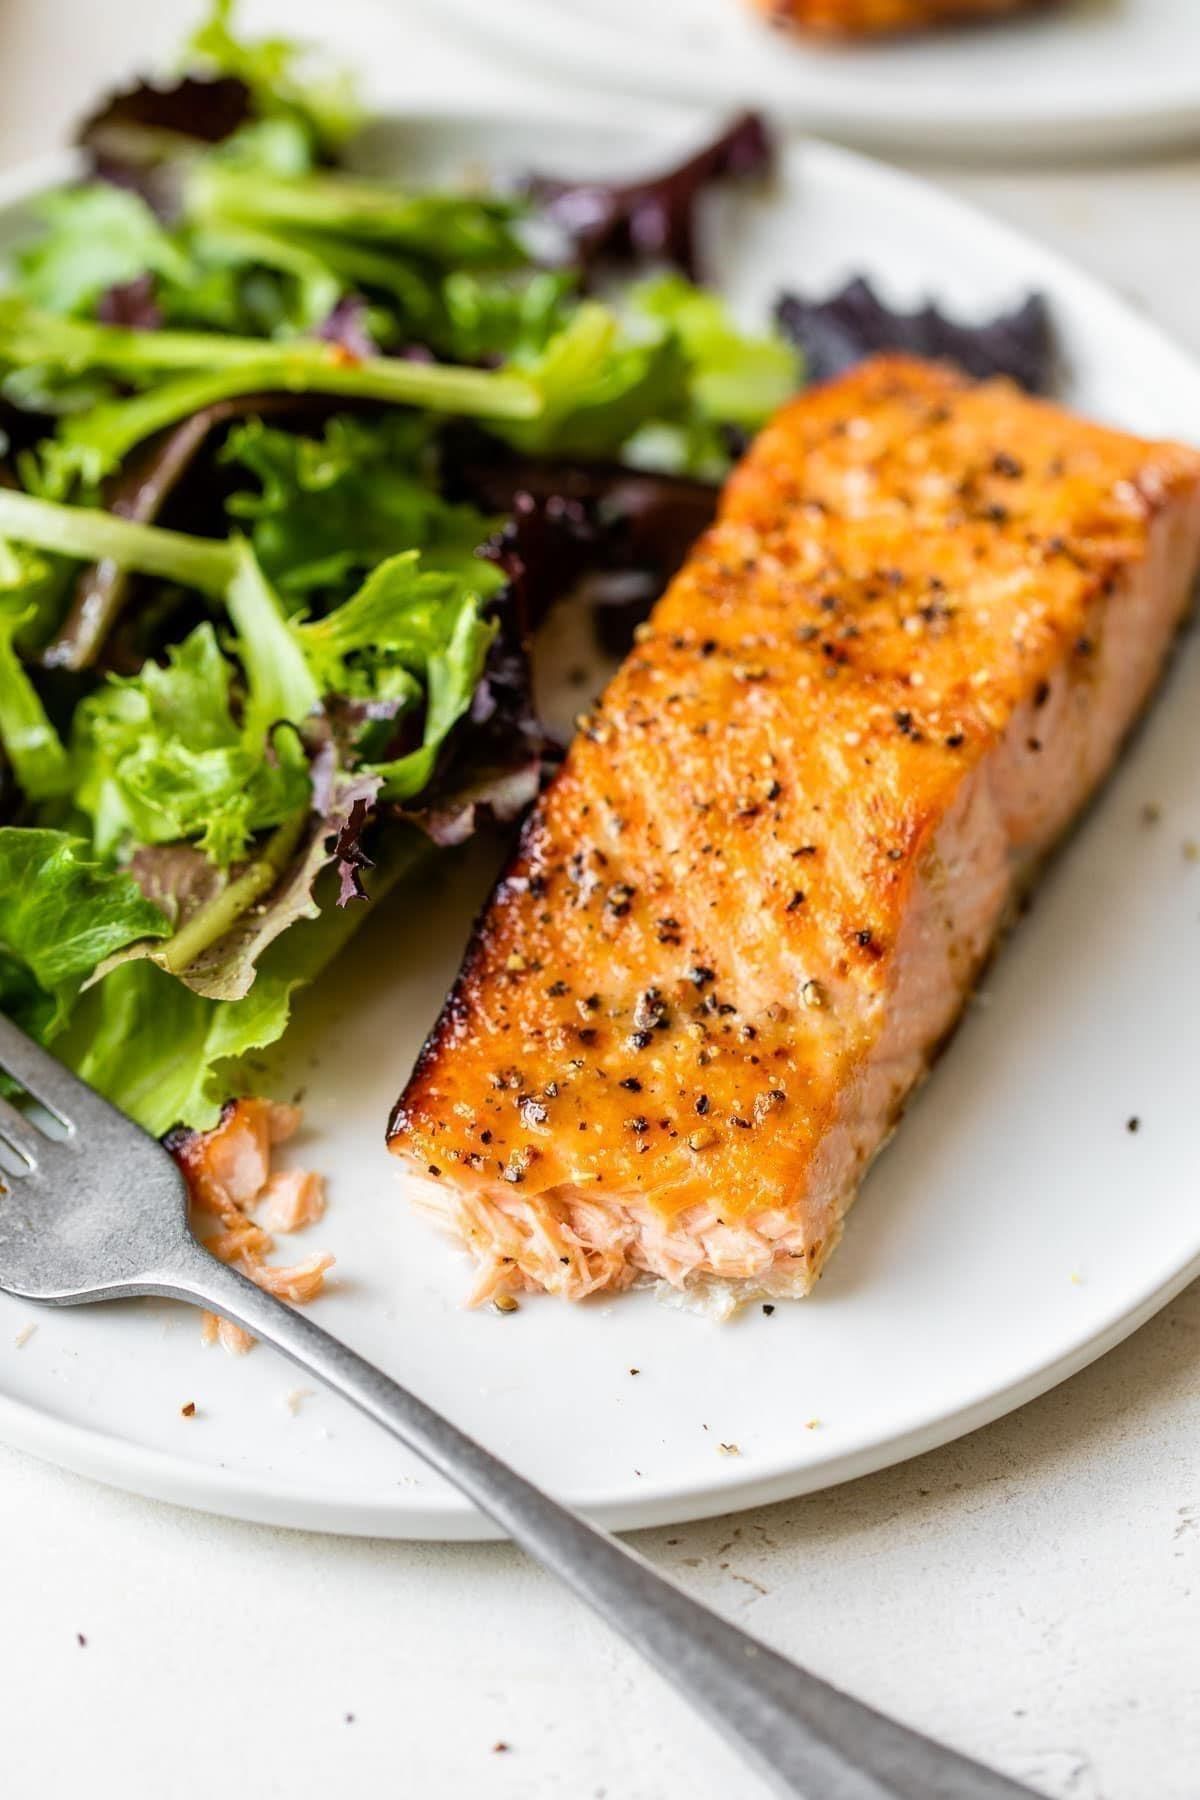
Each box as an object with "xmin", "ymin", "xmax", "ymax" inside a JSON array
[
  {"xmin": 389, "ymin": 355, "xmax": 1200, "ymax": 1312},
  {"xmin": 757, "ymin": 0, "xmax": 1047, "ymax": 35},
  {"xmin": 170, "ymin": 1098, "xmax": 332, "ymax": 1350}
]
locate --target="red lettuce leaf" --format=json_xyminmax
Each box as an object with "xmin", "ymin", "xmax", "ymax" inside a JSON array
[
  {"xmin": 528, "ymin": 110, "xmax": 772, "ymax": 282},
  {"xmin": 308, "ymin": 743, "xmax": 379, "ymax": 906},
  {"xmin": 478, "ymin": 489, "xmax": 601, "ymax": 635},
  {"xmin": 775, "ymin": 276, "xmax": 1055, "ymax": 394},
  {"xmin": 76, "ymin": 74, "xmax": 254, "ymax": 216},
  {"xmin": 96, "ymin": 273, "xmax": 164, "ymax": 331},
  {"xmin": 447, "ymin": 441, "xmax": 717, "ymax": 614},
  {"xmin": 447, "ymin": 440, "xmax": 718, "ymax": 659},
  {"xmin": 315, "ymin": 295, "xmax": 378, "ymax": 361}
]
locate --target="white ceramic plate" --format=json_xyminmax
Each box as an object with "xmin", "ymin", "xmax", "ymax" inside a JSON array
[
  {"xmin": 430, "ymin": 0, "xmax": 1200, "ymax": 159},
  {"xmin": 2, "ymin": 111, "xmax": 1200, "ymax": 1540}
]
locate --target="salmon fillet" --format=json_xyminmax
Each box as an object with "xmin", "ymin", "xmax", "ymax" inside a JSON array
[
  {"xmin": 389, "ymin": 355, "xmax": 1200, "ymax": 1312},
  {"xmin": 757, "ymin": 0, "xmax": 1047, "ymax": 35}
]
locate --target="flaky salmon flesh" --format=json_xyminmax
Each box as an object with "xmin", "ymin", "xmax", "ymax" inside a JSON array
[
  {"xmin": 755, "ymin": 0, "xmax": 1048, "ymax": 35},
  {"xmin": 389, "ymin": 354, "xmax": 1200, "ymax": 1313}
]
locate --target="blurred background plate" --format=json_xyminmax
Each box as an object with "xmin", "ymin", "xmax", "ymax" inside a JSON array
[{"xmin": 429, "ymin": 0, "xmax": 1200, "ymax": 159}]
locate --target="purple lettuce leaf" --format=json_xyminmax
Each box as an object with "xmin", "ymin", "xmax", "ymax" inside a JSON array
[
  {"xmin": 447, "ymin": 441, "xmax": 717, "ymax": 603},
  {"xmin": 125, "ymin": 841, "xmax": 225, "ymax": 928},
  {"xmin": 96, "ymin": 273, "xmax": 164, "ymax": 331},
  {"xmin": 309, "ymin": 741, "xmax": 379, "ymax": 906},
  {"xmin": 76, "ymin": 74, "xmax": 254, "ymax": 216},
  {"xmin": 332, "ymin": 795, "xmax": 375, "ymax": 904},
  {"xmin": 775, "ymin": 276, "xmax": 1055, "ymax": 394},
  {"xmin": 315, "ymin": 294, "xmax": 378, "ymax": 361},
  {"xmin": 478, "ymin": 488, "xmax": 602, "ymax": 635},
  {"xmin": 528, "ymin": 110, "xmax": 772, "ymax": 283},
  {"xmin": 446, "ymin": 439, "xmax": 719, "ymax": 658},
  {"xmin": 402, "ymin": 759, "xmax": 543, "ymax": 850},
  {"xmin": 405, "ymin": 458, "xmax": 721, "ymax": 829}
]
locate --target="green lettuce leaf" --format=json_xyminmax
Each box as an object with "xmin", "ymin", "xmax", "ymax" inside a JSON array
[
  {"xmin": 0, "ymin": 598, "xmax": 71, "ymax": 800},
  {"xmin": 435, "ymin": 268, "xmax": 576, "ymax": 364},
  {"xmin": 71, "ymin": 621, "xmax": 310, "ymax": 865},
  {"xmin": 58, "ymin": 827, "xmax": 426, "ymax": 1135},
  {"xmin": 98, "ymin": 761, "xmax": 381, "ymax": 1001},
  {"xmin": 504, "ymin": 282, "xmax": 797, "ymax": 473},
  {"xmin": 350, "ymin": 563, "xmax": 498, "ymax": 802},
  {"xmin": 0, "ymin": 827, "xmax": 168, "ymax": 1040},
  {"xmin": 178, "ymin": 218, "xmax": 342, "ymax": 336},
  {"xmin": 629, "ymin": 273, "xmax": 797, "ymax": 428},
  {"xmin": 295, "ymin": 547, "xmax": 493, "ymax": 668},
  {"xmin": 506, "ymin": 300, "xmax": 688, "ymax": 460},
  {"xmin": 283, "ymin": 547, "xmax": 499, "ymax": 799},
  {"xmin": 0, "ymin": 536, "xmax": 73, "ymax": 650},
  {"xmin": 58, "ymin": 955, "xmax": 287, "ymax": 1136},
  {"xmin": 185, "ymin": 0, "xmax": 361, "ymax": 157},
  {"xmin": 18, "ymin": 186, "xmax": 191, "ymax": 318},
  {"xmin": 221, "ymin": 413, "xmax": 498, "ymax": 606},
  {"xmin": 224, "ymin": 537, "xmax": 321, "ymax": 738}
]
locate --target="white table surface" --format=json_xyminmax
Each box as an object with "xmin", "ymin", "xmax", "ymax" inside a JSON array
[{"xmin": 2, "ymin": 5, "xmax": 1199, "ymax": 1797}]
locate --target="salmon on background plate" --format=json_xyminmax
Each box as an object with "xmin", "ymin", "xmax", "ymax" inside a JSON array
[
  {"xmin": 389, "ymin": 355, "xmax": 1200, "ymax": 1314},
  {"xmin": 756, "ymin": 0, "xmax": 1053, "ymax": 37}
]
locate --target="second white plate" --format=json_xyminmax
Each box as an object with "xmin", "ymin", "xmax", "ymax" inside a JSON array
[
  {"xmin": 1, "ymin": 109, "xmax": 1200, "ymax": 1538},
  {"xmin": 429, "ymin": 0, "xmax": 1200, "ymax": 159}
]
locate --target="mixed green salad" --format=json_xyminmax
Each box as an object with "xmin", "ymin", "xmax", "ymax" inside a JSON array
[{"xmin": 0, "ymin": 3, "xmax": 802, "ymax": 1137}]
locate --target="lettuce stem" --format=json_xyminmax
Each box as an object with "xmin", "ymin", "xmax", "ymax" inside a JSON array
[
  {"xmin": 0, "ymin": 488, "xmax": 237, "ymax": 595},
  {"xmin": 156, "ymin": 805, "xmax": 310, "ymax": 975},
  {"xmin": 187, "ymin": 165, "xmax": 521, "ymax": 262},
  {"xmin": 60, "ymin": 354, "xmax": 537, "ymax": 480},
  {"xmin": 1, "ymin": 303, "xmax": 539, "ymax": 408}
]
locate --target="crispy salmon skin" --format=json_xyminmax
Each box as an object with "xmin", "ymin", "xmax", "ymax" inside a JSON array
[
  {"xmin": 390, "ymin": 355, "xmax": 1200, "ymax": 1311},
  {"xmin": 756, "ymin": 0, "xmax": 1049, "ymax": 36}
]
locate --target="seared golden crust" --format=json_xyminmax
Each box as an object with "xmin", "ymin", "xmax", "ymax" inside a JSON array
[
  {"xmin": 391, "ymin": 354, "xmax": 1200, "ymax": 1281},
  {"xmin": 757, "ymin": 0, "xmax": 1048, "ymax": 36}
]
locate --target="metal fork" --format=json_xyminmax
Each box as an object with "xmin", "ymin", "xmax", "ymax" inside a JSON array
[{"xmin": 0, "ymin": 1012, "xmax": 1037, "ymax": 1800}]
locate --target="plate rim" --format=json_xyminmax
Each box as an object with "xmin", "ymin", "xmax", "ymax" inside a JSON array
[
  {"xmin": 4, "ymin": 1245, "xmax": 1197, "ymax": 1539},
  {"xmin": 2, "ymin": 113, "xmax": 1200, "ymax": 1539},
  {"xmin": 427, "ymin": 0, "xmax": 1200, "ymax": 159}
]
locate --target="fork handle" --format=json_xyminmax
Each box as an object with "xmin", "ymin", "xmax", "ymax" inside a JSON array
[{"xmin": 159, "ymin": 1244, "xmax": 1034, "ymax": 1800}]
